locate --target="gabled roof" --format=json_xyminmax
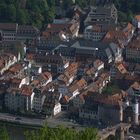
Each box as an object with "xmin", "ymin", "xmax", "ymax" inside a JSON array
[
  {"xmin": 103, "ymin": 29, "xmax": 127, "ymax": 44},
  {"xmin": 117, "ymin": 63, "xmax": 127, "ymax": 74},
  {"xmin": 7, "ymin": 85, "xmax": 33, "ymax": 96},
  {"xmin": 68, "ymin": 78, "xmax": 87, "ymax": 93},
  {"xmin": 124, "ymin": 22, "xmax": 135, "ymax": 34},
  {"xmin": 127, "ymin": 36, "xmax": 140, "ymax": 49},
  {"xmin": 0, "ymin": 23, "xmax": 18, "ymax": 31},
  {"xmin": 135, "ymin": 15, "xmax": 140, "ymax": 21},
  {"xmin": 94, "ymin": 59, "xmax": 104, "ymax": 68},
  {"xmin": 41, "ymin": 71, "xmax": 52, "ymax": 80},
  {"xmin": 32, "ymin": 71, "xmax": 52, "ymax": 87},
  {"xmin": 43, "ymin": 19, "xmax": 79, "ymax": 37},
  {"xmin": 131, "ymin": 82, "xmax": 140, "ymax": 90},
  {"xmin": 35, "ymin": 53, "xmax": 68, "ymax": 65},
  {"xmin": 8, "ymin": 63, "xmax": 23, "ymax": 74},
  {"xmin": 76, "ymin": 78, "xmax": 87, "ymax": 90},
  {"xmin": 18, "ymin": 25, "xmax": 39, "ymax": 32},
  {"xmin": 65, "ymin": 62, "xmax": 79, "ymax": 75},
  {"xmin": 86, "ymin": 67, "xmax": 96, "ymax": 76},
  {"xmin": 0, "ymin": 53, "xmax": 15, "ymax": 68},
  {"xmin": 21, "ymin": 85, "xmax": 32, "ymax": 96},
  {"xmin": 86, "ymin": 91, "xmax": 127, "ymax": 106},
  {"xmin": 31, "ymin": 80, "xmax": 40, "ymax": 87},
  {"xmin": 42, "ymin": 82, "xmax": 55, "ymax": 93},
  {"xmin": 85, "ymin": 24, "xmax": 109, "ymax": 32},
  {"xmin": 10, "ymin": 78, "xmax": 21, "ymax": 85}
]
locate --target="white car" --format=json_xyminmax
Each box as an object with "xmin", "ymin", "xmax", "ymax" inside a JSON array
[{"xmin": 128, "ymin": 136, "xmax": 135, "ymax": 140}]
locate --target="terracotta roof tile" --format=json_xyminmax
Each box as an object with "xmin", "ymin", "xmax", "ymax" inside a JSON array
[
  {"xmin": 21, "ymin": 85, "xmax": 32, "ymax": 96},
  {"xmin": 41, "ymin": 71, "xmax": 52, "ymax": 81},
  {"xmin": 86, "ymin": 67, "xmax": 96, "ymax": 75},
  {"xmin": 76, "ymin": 78, "xmax": 87, "ymax": 89},
  {"xmin": 9, "ymin": 63, "xmax": 23, "ymax": 73},
  {"xmin": 103, "ymin": 29, "xmax": 127, "ymax": 44},
  {"xmin": 63, "ymin": 95, "xmax": 70, "ymax": 103}
]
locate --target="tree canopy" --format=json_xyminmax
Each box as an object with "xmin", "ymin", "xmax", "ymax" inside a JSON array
[
  {"xmin": 24, "ymin": 125, "xmax": 99, "ymax": 140},
  {"xmin": 0, "ymin": 0, "xmax": 140, "ymax": 28},
  {"xmin": 0, "ymin": 126, "xmax": 10, "ymax": 140},
  {"xmin": 0, "ymin": 0, "xmax": 55, "ymax": 28}
]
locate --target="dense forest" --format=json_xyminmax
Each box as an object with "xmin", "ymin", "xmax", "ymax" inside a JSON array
[{"xmin": 0, "ymin": 0, "xmax": 140, "ymax": 28}]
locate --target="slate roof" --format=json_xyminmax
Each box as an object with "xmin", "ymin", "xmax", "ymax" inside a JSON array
[{"xmin": 71, "ymin": 39, "xmax": 118, "ymax": 60}]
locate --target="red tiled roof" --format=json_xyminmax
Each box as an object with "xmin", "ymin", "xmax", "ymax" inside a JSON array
[
  {"xmin": 94, "ymin": 59, "xmax": 104, "ymax": 67},
  {"xmin": 127, "ymin": 36, "xmax": 140, "ymax": 49},
  {"xmin": 117, "ymin": 63, "xmax": 127, "ymax": 74},
  {"xmin": 103, "ymin": 29, "xmax": 127, "ymax": 44},
  {"xmin": 41, "ymin": 71, "xmax": 52, "ymax": 81},
  {"xmin": 65, "ymin": 62, "xmax": 79, "ymax": 72},
  {"xmin": 76, "ymin": 78, "xmax": 87, "ymax": 89},
  {"xmin": 63, "ymin": 95, "xmax": 70, "ymax": 103},
  {"xmin": 86, "ymin": 67, "xmax": 96, "ymax": 75},
  {"xmin": 9, "ymin": 63, "xmax": 23, "ymax": 73},
  {"xmin": 21, "ymin": 85, "xmax": 32, "ymax": 96}
]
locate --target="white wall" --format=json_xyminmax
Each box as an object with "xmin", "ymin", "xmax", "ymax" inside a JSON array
[
  {"xmin": 19, "ymin": 77, "xmax": 30, "ymax": 88},
  {"xmin": 138, "ymin": 22, "xmax": 140, "ymax": 29},
  {"xmin": 53, "ymin": 103, "xmax": 61, "ymax": 116}
]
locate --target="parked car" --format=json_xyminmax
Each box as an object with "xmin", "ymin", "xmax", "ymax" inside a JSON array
[
  {"xmin": 15, "ymin": 117, "xmax": 21, "ymax": 120},
  {"xmin": 128, "ymin": 136, "xmax": 135, "ymax": 140}
]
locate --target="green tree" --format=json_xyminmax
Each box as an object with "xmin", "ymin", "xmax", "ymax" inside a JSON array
[
  {"xmin": 0, "ymin": 4, "xmax": 7, "ymax": 21},
  {"xmin": 5, "ymin": 0, "xmax": 15, "ymax": 4},
  {"xmin": 63, "ymin": 0, "xmax": 74, "ymax": 10},
  {"xmin": 25, "ymin": 124, "xmax": 98, "ymax": 140},
  {"xmin": 1, "ymin": 0, "xmax": 140, "ymax": 28},
  {"xmin": 75, "ymin": 0, "xmax": 87, "ymax": 8},
  {"xmin": 16, "ymin": 8, "xmax": 27, "ymax": 24},
  {"xmin": 0, "ymin": 126, "xmax": 10, "ymax": 140},
  {"xmin": 7, "ymin": 4, "xmax": 16, "ymax": 21},
  {"xmin": 45, "ymin": 8, "xmax": 55, "ymax": 23},
  {"xmin": 118, "ymin": 11, "xmax": 127, "ymax": 22},
  {"xmin": 127, "ymin": 10, "xmax": 133, "ymax": 21},
  {"xmin": 38, "ymin": 0, "xmax": 49, "ymax": 12}
]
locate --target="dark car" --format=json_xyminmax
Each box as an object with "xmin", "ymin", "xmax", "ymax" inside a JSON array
[{"xmin": 15, "ymin": 117, "xmax": 21, "ymax": 120}]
